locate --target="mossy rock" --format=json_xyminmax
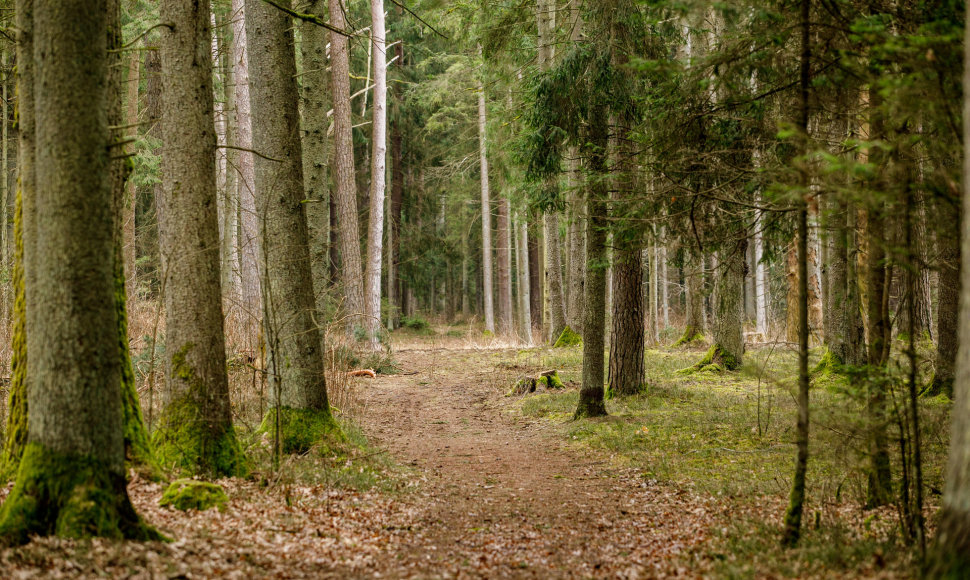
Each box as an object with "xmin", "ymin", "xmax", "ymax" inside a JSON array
[
  {"xmin": 160, "ymin": 479, "xmax": 228, "ymax": 512},
  {"xmin": 257, "ymin": 407, "xmax": 343, "ymax": 455},
  {"xmin": 553, "ymin": 327, "xmax": 582, "ymax": 348},
  {"xmin": 677, "ymin": 343, "xmax": 740, "ymax": 374}
]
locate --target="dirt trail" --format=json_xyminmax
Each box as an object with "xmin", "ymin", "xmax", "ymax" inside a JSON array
[{"xmin": 358, "ymin": 345, "xmax": 710, "ymax": 579}]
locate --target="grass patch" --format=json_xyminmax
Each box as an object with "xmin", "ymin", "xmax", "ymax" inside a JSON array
[{"xmin": 510, "ymin": 344, "xmax": 948, "ymax": 577}]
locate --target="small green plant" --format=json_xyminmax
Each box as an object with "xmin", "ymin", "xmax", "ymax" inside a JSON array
[
  {"xmin": 400, "ymin": 315, "xmax": 429, "ymax": 331},
  {"xmin": 553, "ymin": 326, "xmax": 582, "ymax": 347}
]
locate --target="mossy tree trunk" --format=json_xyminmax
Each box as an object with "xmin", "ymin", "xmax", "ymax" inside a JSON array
[
  {"xmin": 679, "ymin": 247, "xmax": 706, "ymax": 344},
  {"xmin": 705, "ymin": 235, "xmax": 746, "ymax": 370},
  {"xmin": 155, "ymin": 0, "xmax": 244, "ymax": 477},
  {"xmin": 246, "ymin": 0, "xmax": 334, "ymax": 424},
  {"xmin": 0, "ymin": 0, "xmax": 32, "ymax": 480},
  {"xmin": 108, "ymin": 0, "xmax": 155, "ymax": 475},
  {"xmin": 0, "ymin": 0, "xmax": 157, "ymax": 543}
]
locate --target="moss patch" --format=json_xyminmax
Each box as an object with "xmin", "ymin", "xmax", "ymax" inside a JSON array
[
  {"xmin": 257, "ymin": 407, "xmax": 342, "ymax": 455},
  {"xmin": 811, "ymin": 348, "xmax": 844, "ymax": 378},
  {"xmin": 677, "ymin": 343, "xmax": 740, "ymax": 374},
  {"xmin": 673, "ymin": 326, "xmax": 705, "ymax": 347},
  {"xmin": 159, "ymin": 479, "xmax": 228, "ymax": 512},
  {"xmin": 553, "ymin": 327, "xmax": 582, "ymax": 348},
  {"xmin": 0, "ymin": 442, "xmax": 163, "ymax": 546}
]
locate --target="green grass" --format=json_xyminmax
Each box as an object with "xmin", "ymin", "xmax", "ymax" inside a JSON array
[{"xmin": 511, "ymin": 343, "xmax": 949, "ymax": 577}]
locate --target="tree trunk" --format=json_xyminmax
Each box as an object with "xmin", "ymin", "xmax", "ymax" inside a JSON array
[
  {"xmin": 566, "ymin": 152, "xmax": 585, "ymax": 333},
  {"xmin": 388, "ymin": 45, "xmax": 404, "ymax": 328},
  {"xmin": 0, "ymin": 0, "xmax": 156, "ymax": 543},
  {"xmin": 0, "ymin": 0, "xmax": 35, "ymax": 478},
  {"xmin": 124, "ymin": 49, "xmax": 139, "ymax": 301},
  {"xmin": 932, "ymin": 205, "xmax": 960, "ymax": 396},
  {"xmin": 329, "ymin": 0, "xmax": 365, "ymax": 334},
  {"xmin": 679, "ymin": 246, "xmax": 706, "ymax": 344},
  {"xmin": 754, "ymin": 198, "xmax": 768, "ymax": 337},
  {"xmin": 609, "ymin": 247, "xmax": 644, "ymax": 396},
  {"xmin": 574, "ymin": 103, "xmax": 608, "ymax": 419},
  {"xmin": 516, "ymin": 210, "xmax": 533, "ymax": 344},
  {"xmin": 497, "ymin": 197, "xmax": 513, "ymax": 334},
  {"xmin": 933, "ymin": 2, "xmax": 970, "ymax": 563},
  {"xmin": 528, "ymin": 222, "xmax": 542, "ymax": 330},
  {"xmin": 364, "ymin": 0, "xmax": 387, "ymax": 350},
  {"xmin": 155, "ymin": 0, "xmax": 243, "ymax": 477},
  {"xmin": 231, "ymin": 0, "xmax": 261, "ymax": 338},
  {"xmin": 708, "ymin": 237, "xmax": 746, "ymax": 369},
  {"xmin": 246, "ymin": 0, "xmax": 333, "ymax": 425},
  {"xmin": 300, "ymin": 0, "xmax": 331, "ymax": 331},
  {"xmin": 477, "ymin": 64, "xmax": 495, "ymax": 333}
]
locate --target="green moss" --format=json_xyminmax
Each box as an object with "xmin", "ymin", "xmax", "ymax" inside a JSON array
[
  {"xmin": 1, "ymin": 185, "xmax": 27, "ymax": 481},
  {"xmin": 673, "ymin": 325, "xmax": 705, "ymax": 347},
  {"xmin": 152, "ymin": 344, "xmax": 246, "ymax": 478},
  {"xmin": 677, "ymin": 343, "xmax": 740, "ymax": 374},
  {"xmin": 553, "ymin": 326, "xmax": 582, "ymax": 348},
  {"xmin": 0, "ymin": 442, "xmax": 164, "ymax": 546},
  {"xmin": 159, "ymin": 479, "xmax": 228, "ymax": 512},
  {"xmin": 257, "ymin": 407, "xmax": 342, "ymax": 455},
  {"xmin": 812, "ymin": 349, "xmax": 844, "ymax": 378},
  {"xmin": 539, "ymin": 372, "xmax": 565, "ymax": 389},
  {"xmin": 923, "ymin": 374, "xmax": 954, "ymax": 399}
]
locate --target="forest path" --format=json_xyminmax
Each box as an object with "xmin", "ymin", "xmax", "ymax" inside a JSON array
[{"xmin": 356, "ymin": 343, "xmax": 709, "ymax": 578}]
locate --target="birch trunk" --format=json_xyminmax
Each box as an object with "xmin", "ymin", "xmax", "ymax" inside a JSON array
[
  {"xmin": 477, "ymin": 61, "xmax": 495, "ymax": 333},
  {"xmin": 364, "ymin": 0, "xmax": 387, "ymax": 349}
]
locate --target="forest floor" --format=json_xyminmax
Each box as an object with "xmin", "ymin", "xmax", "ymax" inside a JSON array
[{"xmin": 0, "ymin": 322, "xmax": 944, "ymax": 578}]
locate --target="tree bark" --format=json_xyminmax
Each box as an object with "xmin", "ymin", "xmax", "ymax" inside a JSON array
[
  {"xmin": 155, "ymin": 0, "xmax": 243, "ymax": 477},
  {"xmin": 709, "ymin": 237, "xmax": 746, "ymax": 369},
  {"xmin": 933, "ymin": 2, "xmax": 970, "ymax": 564},
  {"xmin": 566, "ymin": 153, "xmax": 585, "ymax": 333},
  {"xmin": 0, "ymin": 0, "xmax": 156, "ymax": 543},
  {"xmin": 497, "ymin": 197, "xmax": 513, "ymax": 333},
  {"xmin": 516, "ymin": 210, "xmax": 533, "ymax": 344},
  {"xmin": 528, "ymin": 222, "xmax": 542, "ymax": 330},
  {"xmin": 300, "ymin": 0, "xmax": 331, "ymax": 331},
  {"xmin": 477, "ymin": 62, "xmax": 495, "ymax": 333},
  {"xmin": 231, "ymin": 0, "xmax": 261, "ymax": 336},
  {"xmin": 364, "ymin": 0, "xmax": 387, "ymax": 350},
  {"xmin": 124, "ymin": 49, "xmax": 139, "ymax": 301},
  {"xmin": 328, "ymin": 0, "xmax": 365, "ymax": 333},
  {"xmin": 680, "ymin": 246, "xmax": 706, "ymax": 343},
  {"xmin": 609, "ymin": 247, "xmax": 644, "ymax": 396},
  {"xmin": 574, "ymin": 102, "xmax": 608, "ymax": 419},
  {"xmin": 246, "ymin": 0, "xmax": 332, "ymax": 419}
]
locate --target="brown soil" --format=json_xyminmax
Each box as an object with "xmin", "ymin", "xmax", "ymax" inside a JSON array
[{"xmin": 357, "ymin": 345, "xmax": 711, "ymax": 578}]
